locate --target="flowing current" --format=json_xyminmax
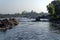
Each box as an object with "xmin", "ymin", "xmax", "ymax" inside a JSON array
[{"xmin": 0, "ymin": 18, "xmax": 60, "ymax": 40}]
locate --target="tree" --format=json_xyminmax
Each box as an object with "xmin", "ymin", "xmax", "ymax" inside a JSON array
[
  {"xmin": 47, "ymin": 4, "xmax": 55, "ymax": 15},
  {"xmin": 47, "ymin": 0, "xmax": 60, "ymax": 19},
  {"xmin": 54, "ymin": 0, "xmax": 60, "ymax": 1}
]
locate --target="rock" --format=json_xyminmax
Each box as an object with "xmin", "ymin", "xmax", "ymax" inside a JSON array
[
  {"xmin": 0, "ymin": 18, "xmax": 19, "ymax": 31},
  {"xmin": 9, "ymin": 18, "xmax": 19, "ymax": 25},
  {"xmin": 35, "ymin": 16, "xmax": 41, "ymax": 21}
]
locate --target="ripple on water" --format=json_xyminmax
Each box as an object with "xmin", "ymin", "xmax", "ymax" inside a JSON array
[{"xmin": 0, "ymin": 21, "xmax": 60, "ymax": 40}]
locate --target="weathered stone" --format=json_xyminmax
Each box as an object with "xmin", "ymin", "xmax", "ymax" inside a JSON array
[{"xmin": 0, "ymin": 18, "xmax": 19, "ymax": 30}]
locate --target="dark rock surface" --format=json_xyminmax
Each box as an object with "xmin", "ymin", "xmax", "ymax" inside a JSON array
[{"xmin": 0, "ymin": 18, "xmax": 19, "ymax": 30}]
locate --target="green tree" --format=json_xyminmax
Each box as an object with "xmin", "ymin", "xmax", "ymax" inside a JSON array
[
  {"xmin": 47, "ymin": 0, "xmax": 60, "ymax": 19},
  {"xmin": 47, "ymin": 4, "xmax": 55, "ymax": 15}
]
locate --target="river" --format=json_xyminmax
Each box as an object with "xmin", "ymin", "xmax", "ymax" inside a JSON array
[{"xmin": 0, "ymin": 18, "xmax": 60, "ymax": 40}]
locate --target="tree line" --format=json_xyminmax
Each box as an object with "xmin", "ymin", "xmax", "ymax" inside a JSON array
[{"xmin": 47, "ymin": 0, "xmax": 60, "ymax": 21}]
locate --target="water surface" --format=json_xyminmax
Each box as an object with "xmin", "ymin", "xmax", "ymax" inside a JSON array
[{"xmin": 0, "ymin": 18, "xmax": 60, "ymax": 40}]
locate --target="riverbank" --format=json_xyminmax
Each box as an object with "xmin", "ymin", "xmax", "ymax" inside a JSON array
[{"xmin": 0, "ymin": 18, "xmax": 19, "ymax": 31}]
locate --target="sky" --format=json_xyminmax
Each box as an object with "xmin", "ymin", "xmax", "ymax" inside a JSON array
[{"xmin": 0, "ymin": 0, "xmax": 53, "ymax": 14}]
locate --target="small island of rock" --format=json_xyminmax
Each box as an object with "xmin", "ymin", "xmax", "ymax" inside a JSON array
[{"xmin": 0, "ymin": 18, "xmax": 19, "ymax": 31}]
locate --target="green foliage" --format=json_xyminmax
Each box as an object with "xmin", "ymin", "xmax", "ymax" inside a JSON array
[
  {"xmin": 47, "ymin": 0, "xmax": 60, "ymax": 19},
  {"xmin": 47, "ymin": 4, "xmax": 55, "ymax": 15}
]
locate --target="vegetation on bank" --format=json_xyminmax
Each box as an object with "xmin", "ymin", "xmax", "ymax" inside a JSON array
[
  {"xmin": 47, "ymin": 0, "xmax": 60, "ymax": 22},
  {"xmin": 0, "ymin": 11, "xmax": 48, "ymax": 19}
]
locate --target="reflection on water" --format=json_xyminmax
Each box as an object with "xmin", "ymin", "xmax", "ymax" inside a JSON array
[
  {"xmin": 0, "ymin": 18, "xmax": 60, "ymax": 40},
  {"xmin": 49, "ymin": 22, "xmax": 60, "ymax": 34}
]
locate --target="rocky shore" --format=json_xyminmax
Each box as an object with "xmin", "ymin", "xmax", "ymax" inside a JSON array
[{"xmin": 0, "ymin": 18, "xmax": 19, "ymax": 31}]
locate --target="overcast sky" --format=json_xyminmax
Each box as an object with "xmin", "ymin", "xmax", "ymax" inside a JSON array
[{"xmin": 0, "ymin": 0, "xmax": 53, "ymax": 14}]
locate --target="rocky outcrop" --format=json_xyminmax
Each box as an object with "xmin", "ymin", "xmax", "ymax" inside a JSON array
[
  {"xmin": 0, "ymin": 18, "xmax": 19, "ymax": 31},
  {"xmin": 35, "ymin": 16, "xmax": 41, "ymax": 21}
]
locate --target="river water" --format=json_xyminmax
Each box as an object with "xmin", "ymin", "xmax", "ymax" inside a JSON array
[{"xmin": 0, "ymin": 18, "xmax": 60, "ymax": 40}]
